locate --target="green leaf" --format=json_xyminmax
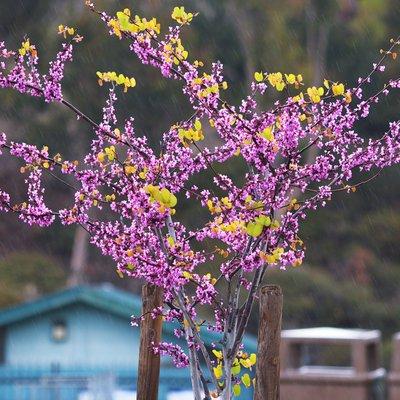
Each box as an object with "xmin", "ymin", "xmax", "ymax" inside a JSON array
[
  {"xmin": 233, "ymin": 384, "xmax": 241, "ymax": 397},
  {"xmin": 116, "ymin": 12, "xmax": 131, "ymax": 31},
  {"xmin": 255, "ymin": 215, "xmax": 271, "ymax": 227},
  {"xmin": 241, "ymin": 373, "xmax": 251, "ymax": 388},
  {"xmin": 259, "ymin": 126, "xmax": 274, "ymax": 141},
  {"xmin": 168, "ymin": 193, "xmax": 177, "ymax": 208},
  {"xmin": 231, "ymin": 363, "xmax": 241, "ymax": 376},
  {"xmin": 246, "ymin": 222, "xmax": 263, "ymax": 238}
]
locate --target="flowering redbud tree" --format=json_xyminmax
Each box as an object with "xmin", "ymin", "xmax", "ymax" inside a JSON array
[{"xmin": 1, "ymin": 2, "xmax": 400, "ymax": 399}]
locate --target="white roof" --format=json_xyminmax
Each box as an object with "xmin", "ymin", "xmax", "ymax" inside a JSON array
[
  {"xmin": 282, "ymin": 327, "xmax": 380, "ymax": 342},
  {"xmin": 298, "ymin": 366, "xmax": 355, "ymax": 375}
]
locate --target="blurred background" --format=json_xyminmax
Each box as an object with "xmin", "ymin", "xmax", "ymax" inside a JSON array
[{"xmin": 1, "ymin": 0, "xmax": 400, "ymax": 368}]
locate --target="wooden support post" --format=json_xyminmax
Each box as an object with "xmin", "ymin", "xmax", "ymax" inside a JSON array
[
  {"xmin": 137, "ymin": 284, "xmax": 164, "ymax": 400},
  {"xmin": 254, "ymin": 285, "xmax": 283, "ymax": 400}
]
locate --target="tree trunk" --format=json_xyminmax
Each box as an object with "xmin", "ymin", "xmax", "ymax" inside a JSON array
[
  {"xmin": 67, "ymin": 225, "xmax": 88, "ymax": 287},
  {"xmin": 254, "ymin": 285, "xmax": 283, "ymax": 400},
  {"xmin": 137, "ymin": 284, "xmax": 163, "ymax": 400}
]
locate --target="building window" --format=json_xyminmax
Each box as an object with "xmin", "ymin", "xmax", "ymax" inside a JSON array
[{"xmin": 51, "ymin": 320, "xmax": 68, "ymax": 342}]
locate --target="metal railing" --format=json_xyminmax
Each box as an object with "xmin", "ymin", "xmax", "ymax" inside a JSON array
[{"xmin": 0, "ymin": 366, "xmax": 197, "ymax": 400}]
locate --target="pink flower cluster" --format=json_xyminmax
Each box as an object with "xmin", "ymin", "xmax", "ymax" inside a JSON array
[
  {"xmin": 0, "ymin": 39, "xmax": 74, "ymax": 102},
  {"xmin": 1, "ymin": 3, "xmax": 400, "ymax": 394},
  {"xmin": 152, "ymin": 341, "xmax": 190, "ymax": 368}
]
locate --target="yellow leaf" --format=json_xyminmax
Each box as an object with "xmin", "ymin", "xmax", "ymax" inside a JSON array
[
  {"xmin": 167, "ymin": 236, "xmax": 175, "ymax": 248},
  {"xmin": 271, "ymin": 220, "xmax": 280, "ymax": 229},
  {"xmin": 259, "ymin": 126, "xmax": 274, "ymax": 141},
  {"xmin": 249, "ymin": 353, "xmax": 257, "ymax": 366},
  {"xmin": 240, "ymin": 358, "xmax": 250, "ymax": 368},
  {"xmin": 97, "ymin": 152, "xmax": 105, "ymax": 163},
  {"xmin": 212, "ymin": 349, "xmax": 223, "ymax": 359},
  {"xmin": 332, "ymin": 83, "xmax": 345, "ymax": 96},
  {"xmin": 254, "ymin": 71, "xmax": 264, "ymax": 82},
  {"xmin": 221, "ymin": 197, "xmax": 232, "ymax": 209},
  {"xmin": 125, "ymin": 165, "xmax": 137, "ymax": 175},
  {"xmin": 276, "ymin": 81, "xmax": 286, "ymax": 91},
  {"xmin": 171, "ymin": 6, "xmax": 194, "ymax": 25},
  {"xmin": 285, "ymin": 73, "xmax": 296, "ymax": 84},
  {"xmin": 213, "ymin": 364, "xmax": 223, "ymax": 379},
  {"xmin": 139, "ymin": 169, "xmax": 147, "ymax": 179}
]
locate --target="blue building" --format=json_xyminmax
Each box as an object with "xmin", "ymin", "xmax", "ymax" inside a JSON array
[{"xmin": 0, "ymin": 285, "xmax": 256, "ymax": 399}]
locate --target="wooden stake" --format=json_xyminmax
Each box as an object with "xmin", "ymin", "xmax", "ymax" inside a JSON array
[
  {"xmin": 254, "ymin": 285, "xmax": 283, "ymax": 400},
  {"xmin": 137, "ymin": 284, "xmax": 164, "ymax": 400}
]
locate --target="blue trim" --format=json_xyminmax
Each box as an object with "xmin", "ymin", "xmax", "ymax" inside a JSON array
[
  {"xmin": 0, "ymin": 285, "xmax": 142, "ymax": 327},
  {"xmin": 0, "ymin": 365, "xmax": 191, "ymax": 379}
]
